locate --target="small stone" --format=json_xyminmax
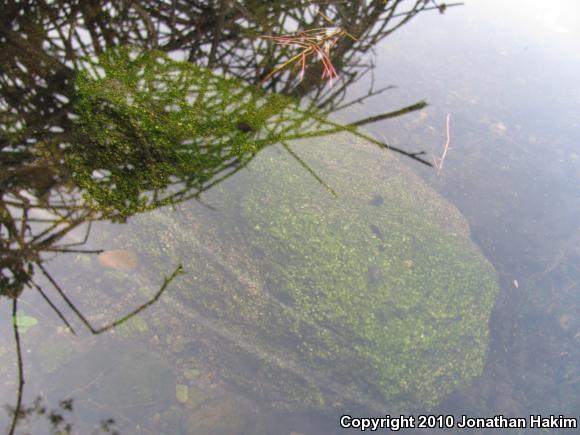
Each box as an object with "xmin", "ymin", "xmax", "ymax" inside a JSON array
[
  {"xmin": 176, "ymin": 384, "xmax": 189, "ymax": 403},
  {"xmin": 97, "ymin": 249, "xmax": 138, "ymax": 272}
]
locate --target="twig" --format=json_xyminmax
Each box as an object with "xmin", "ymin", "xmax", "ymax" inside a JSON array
[
  {"xmin": 37, "ymin": 262, "xmax": 182, "ymax": 335},
  {"xmin": 91, "ymin": 264, "xmax": 183, "ymax": 334},
  {"xmin": 280, "ymin": 141, "xmax": 337, "ymax": 197},
  {"xmin": 433, "ymin": 113, "xmax": 451, "ymax": 173},
  {"xmin": 347, "ymin": 100, "xmax": 428, "ymax": 127},
  {"xmin": 8, "ymin": 298, "xmax": 24, "ymax": 435}
]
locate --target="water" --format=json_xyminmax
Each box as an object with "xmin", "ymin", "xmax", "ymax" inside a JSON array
[{"xmin": 1, "ymin": 1, "xmax": 578, "ymax": 434}]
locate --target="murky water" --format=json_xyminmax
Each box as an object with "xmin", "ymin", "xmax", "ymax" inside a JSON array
[{"xmin": 1, "ymin": 1, "xmax": 578, "ymax": 434}]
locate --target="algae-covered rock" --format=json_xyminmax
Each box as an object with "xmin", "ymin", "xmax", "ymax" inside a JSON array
[
  {"xmin": 239, "ymin": 139, "xmax": 498, "ymax": 409},
  {"xmin": 121, "ymin": 135, "xmax": 498, "ymax": 413},
  {"xmin": 143, "ymin": 136, "xmax": 499, "ymax": 412},
  {"xmin": 71, "ymin": 48, "xmax": 499, "ymax": 414}
]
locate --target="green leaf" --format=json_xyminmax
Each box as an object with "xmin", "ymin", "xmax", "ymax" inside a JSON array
[{"xmin": 13, "ymin": 314, "xmax": 39, "ymax": 332}]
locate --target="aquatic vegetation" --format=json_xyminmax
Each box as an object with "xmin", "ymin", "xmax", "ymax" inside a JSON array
[
  {"xmin": 68, "ymin": 47, "xmax": 432, "ymax": 224},
  {"xmin": 65, "ymin": 47, "xmax": 499, "ymax": 414},
  {"xmin": 69, "ymin": 47, "xmax": 292, "ymax": 221},
  {"xmin": 12, "ymin": 315, "xmax": 38, "ymax": 334}
]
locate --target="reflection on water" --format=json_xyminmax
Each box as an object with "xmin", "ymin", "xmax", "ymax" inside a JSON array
[{"xmin": 1, "ymin": 1, "xmax": 578, "ymax": 434}]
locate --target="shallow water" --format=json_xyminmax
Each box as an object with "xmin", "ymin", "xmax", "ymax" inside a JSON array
[{"xmin": 1, "ymin": 1, "xmax": 579, "ymax": 434}]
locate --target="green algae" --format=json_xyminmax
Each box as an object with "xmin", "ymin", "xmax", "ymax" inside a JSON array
[
  {"xmin": 239, "ymin": 139, "xmax": 498, "ymax": 408},
  {"xmin": 68, "ymin": 47, "xmax": 499, "ymax": 413},
  {"xmin": 68, "ymin": 47, "xmax": 292, "ymax": 221}
]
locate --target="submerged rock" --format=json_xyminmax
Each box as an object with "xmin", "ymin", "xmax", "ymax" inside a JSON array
[{"xmin": 128, "ymin": 135, "xmax": 499, "ymax": 413}]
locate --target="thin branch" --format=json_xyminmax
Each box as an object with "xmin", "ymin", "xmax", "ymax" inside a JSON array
[
  {"xmin": 92, "ymin": 264, "xmax": 183, "ymax": 334},
  {"xmin": 38, "ymin": 262, "xmax": 98, "ymax": 333},
  {"xmin": 43, "ymin": 248, "xmax": 104, "ymax": 254},
  {"xmin": 347, "ymin": 100, "xmax": 428, "ymax": 127},
  {"xmin": 281, "ymin": 114, "xmax": 434, "ymax": 166},
  {"xmin": 8, "ymin": 298, "xmax": 24, "ymax": 435},
  {"xmin": 324, "ymin": 84, "xmax": 397, "ymax": 112},
  {"xmin": 433, "ymin": 113, "xmax": 451, "ymax": 173},
  {"xmin": 37, "ymin": 262, "xmax": 183, "ymax": 335},
  {"xmin": 280, "ymin": 141, "xmax": 337, "ymax": 197}
]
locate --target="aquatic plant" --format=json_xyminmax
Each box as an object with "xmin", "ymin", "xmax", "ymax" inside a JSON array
[{"xmin": 68, "ymin": 47, "xmax": 430, "ymax": 222}]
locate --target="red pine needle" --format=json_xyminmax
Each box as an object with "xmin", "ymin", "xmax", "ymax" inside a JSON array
[{"xmin": 260, "ymin": 27, "xmax": 346, "ymax": 86}]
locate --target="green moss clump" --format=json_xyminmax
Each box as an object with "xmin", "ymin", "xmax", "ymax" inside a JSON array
[{"xmin": 68, "ymin": 47, "xmax": 291, "ymax": 220}]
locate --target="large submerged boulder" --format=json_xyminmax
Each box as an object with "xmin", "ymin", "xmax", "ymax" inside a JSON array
[{"xmin": 70, "ymin": 48, "xmax": 499, "ymax": 414}]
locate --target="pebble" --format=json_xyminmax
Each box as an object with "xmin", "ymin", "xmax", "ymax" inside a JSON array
[{"xmin": 176, "ymin": 384, "xmax": 189, "ymax": 403}]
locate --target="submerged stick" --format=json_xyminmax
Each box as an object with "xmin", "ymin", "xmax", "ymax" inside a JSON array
[
  {"xmin": 433, "ymin": 113, "xmax": 451, "ymax": 173},
  {"xmin": 8, "ymin": 298, "xmax": 24, "ymax": 435}
]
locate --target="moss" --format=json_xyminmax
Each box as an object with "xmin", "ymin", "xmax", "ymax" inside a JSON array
[{"xmin": 68, "ymin": 47, "xmax": 292, "ymax": 221}]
